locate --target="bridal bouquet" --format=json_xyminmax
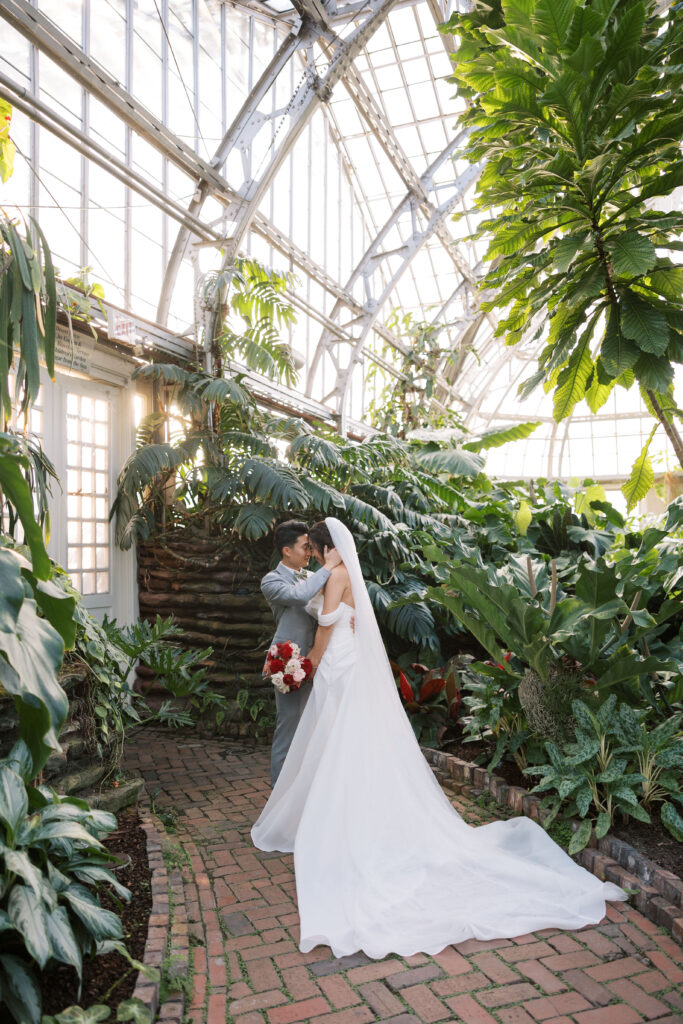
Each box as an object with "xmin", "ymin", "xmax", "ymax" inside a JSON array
[{"xmin": 263, "ymin": 642, "xmax": 313, "ymax": 693}]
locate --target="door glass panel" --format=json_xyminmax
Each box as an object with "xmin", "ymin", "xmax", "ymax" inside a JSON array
[{"xmin": 66, "ymin": 391, "xmax": 111, "ymax": 596}]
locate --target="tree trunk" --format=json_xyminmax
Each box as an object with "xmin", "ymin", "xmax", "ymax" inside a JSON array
[{"xmin": 645, "ymin": 390, "xmax": 683, "ymax": 469}]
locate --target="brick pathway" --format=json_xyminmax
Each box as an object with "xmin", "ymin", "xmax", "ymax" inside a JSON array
[{"xmin": 124, "ymin": 732, "xmax": 683, "ymax": 1024}]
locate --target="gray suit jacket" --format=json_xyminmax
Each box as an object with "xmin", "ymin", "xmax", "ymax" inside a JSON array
[{"xmin": 261, "ymin": 563, "xmax": 330, "ymax": 654}]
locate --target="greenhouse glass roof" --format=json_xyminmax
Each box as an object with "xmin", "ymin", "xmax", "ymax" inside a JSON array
[{"xmin": 0, "ymin": 0, "xmax": 680, "ymax": 483}]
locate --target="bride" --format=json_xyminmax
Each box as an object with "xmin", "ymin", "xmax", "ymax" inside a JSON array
[{"xmin": 251, "ymin": 517, "xmax": 626, "ymax": 960}]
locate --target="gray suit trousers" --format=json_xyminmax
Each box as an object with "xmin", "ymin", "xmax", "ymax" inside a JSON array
[
  {"xmin": 261, "ymin": 563, "xmax": 330, "ymax": 786},
  {"xmin": 271, "ymin": 684, "xmax": 311, "ymax": 786}
]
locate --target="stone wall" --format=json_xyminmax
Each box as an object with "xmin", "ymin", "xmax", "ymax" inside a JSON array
[{"xmin": 136, "ymin": 529, "xmax": 276, "ymax": 705}]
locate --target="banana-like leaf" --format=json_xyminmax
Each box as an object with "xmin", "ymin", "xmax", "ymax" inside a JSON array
[
  {"xmin": 0, "ymin": 435, "xmax": 50, "ymax": 579},
  {"xmin": 462, "ymin": 421, "xmax": 541, "ymax": 452},
  {"xmin": 622, "ymin": 425, "xmax": 657, "ymax": 511}
]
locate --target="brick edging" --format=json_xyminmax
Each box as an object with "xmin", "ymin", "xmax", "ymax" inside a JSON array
[
  {"xmin": 423, "ymin": 747, "xmax": 683, "ymax": 944},
  {"xmin": 131, "ymin": 796, "xmax": 174, "ymax": 1018}
]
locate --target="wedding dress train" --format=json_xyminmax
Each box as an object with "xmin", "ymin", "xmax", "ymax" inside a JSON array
[{"xmin": 251, "ymin": 518, "xmax": 626, "ymax": 960}]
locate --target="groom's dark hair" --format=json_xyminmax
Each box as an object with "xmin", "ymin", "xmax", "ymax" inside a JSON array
[{"xmin": 274, "ymin": 519, "xmax": 309, "ymax": 555}]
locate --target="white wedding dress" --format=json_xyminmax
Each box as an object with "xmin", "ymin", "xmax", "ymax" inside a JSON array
[{"xmin": 251, "ymin": 518, "xmax": 626, "ymax": 959}]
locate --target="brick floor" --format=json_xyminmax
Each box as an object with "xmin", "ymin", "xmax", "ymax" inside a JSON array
[{"xmin": 124, "ymin": 732, "xmax": 683, "ymax": 1024}]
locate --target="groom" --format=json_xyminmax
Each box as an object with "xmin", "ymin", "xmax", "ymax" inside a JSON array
[{"xmin": 261, "ymin": 520, "xmax": 340, "ymax": 786}]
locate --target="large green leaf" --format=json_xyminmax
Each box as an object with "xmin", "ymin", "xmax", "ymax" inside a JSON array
[
  {"xmin": 601, "ymin": 309, "xmax": 639, "ymax": 376},
  {"xmin": 0, "ymin": 547, "xmax": 24, "ymax": 632},
  {"xmin": 462, "ymin": 421, "xmax": 541, "ymax": 452},
  {"xmin": 532, "ymin": 0, "xmax": 577, "ymax": 52},
  {"xmin": 553, "ymin": 336, "xmax": 593, "ymax": 421},
  {"xmin": 240, "ymin": 458, "xmax": 310, "ymax": 509},
  {"xmin": 45, "ymin": 905, "xmax": 83, "ymax": 978},
  {"xmin": 0, "ymin": 764, "xmax": 28, "ymax": 843},
  {"xmin": 3, "ymin": 850, "xmax": 45, "ymax": 899},
  {"xmin": 62, "ymin": 885, "xmax": 123, "ymax": 941},
  {"xmin": 621, "ymin": 294, "xmax": 668, "ymax": 356},
  {"xmin": 413, "ymin": 446, "xmax": 484, "ymax": 477},
  {"xmin": 607, "ymin": 231, "xmax": 656, "ymax": 278},
  {"xmin": 231, "ymin": 503, "xmax": 278, "ymax": 541},
  {"xmin": 8, "ymin": 886, "xmax": 50, "ymax": 967},
  {"xmin": 0, "ymin": 953, "xmax": 41, "ymax": 1024},
  {"xmin": 661, "ymin": 801, "xmax": 683, "ymax": 842},
  {"xmin": 622, "ymin": 426, "xmax": 656, "ymax": 511},
  {"xmin": 0, "ymin": 439, "xmax": 50, "ymax": 580},
  {"xmin": 0, "ymin": 597, "xmax": 67, "ymax": 771}
]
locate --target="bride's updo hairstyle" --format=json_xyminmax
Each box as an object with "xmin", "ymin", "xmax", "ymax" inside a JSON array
[{"xmin": 308, "ymin": 521, "xmax": 334, "ymax": 559}]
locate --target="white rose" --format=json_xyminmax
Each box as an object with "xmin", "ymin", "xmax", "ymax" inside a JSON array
[
  {"xmin": 271, "ymin": 672, "xmax": 287, "ymax": 693},
  {"xmin": 285, "ymin": 658, "xmax": 300, "ymax": 675}
]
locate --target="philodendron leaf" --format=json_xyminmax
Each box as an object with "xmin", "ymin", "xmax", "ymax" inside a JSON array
[
  {"xmin": 0, "ymin": 596, "xmax": 67, "ymax": 772},
  {"xmin": 116, "ymin": 998, "xmax": 154, "ymax": 1024}
]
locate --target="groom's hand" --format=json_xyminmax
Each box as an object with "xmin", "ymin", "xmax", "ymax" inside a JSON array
[{"xmin": 323, "ymin": 546, "xmax": 342, "ymax": 570}]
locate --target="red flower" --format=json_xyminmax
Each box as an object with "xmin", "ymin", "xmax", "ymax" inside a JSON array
[
  {"xmin": 504, "ymin": 652, "xmax": 512, "ymax": 662},
  {"xmin": 300, "ymin": 658, "xmax": 312, "ymax": 676},
  {"xmin": 279, "ymin": 642, "xmax": 293, "ymax": 660},
  {"xmin": 269, "ymin": 658, "xmax": 284, "ymax": 674},
  {"xmin": 283, "ymin": 673, "xmax": 295, "ymax": 686}
]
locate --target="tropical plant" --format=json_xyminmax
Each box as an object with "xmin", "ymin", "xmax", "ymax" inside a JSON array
[
  {"xmin": 391, "ymin": 658, "xmax": 463, "ymax": 746},
  {"xmin": 0, "ymin": 213, "xmax": 57, "ymax": 426},
  {"xmin": 527, "ymin": 695, "xmax": 683, "ymax": 851},
  {"xmin": 198, "ymin": 256, "xmax": 298, "ymax": 384},
  {"xmin": 0, "ymin": 741, "xmax": 130, "ymax": 1024},
  {"xmin": 367, "ymin": 314, "xmax": 465, "ymax": 437},
  {"xmin": 443, "ymin": 0, "xmax": 683, "ymax": 507},
  {"xmin": 67, "ymin": 609, "xmax": 224, "ymax": 766}
]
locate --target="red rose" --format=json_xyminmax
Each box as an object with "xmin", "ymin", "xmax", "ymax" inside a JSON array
[
  {"xmin": 269, "ymin": 658, "xmax": 284, "ymax": 674},
  {"xmin": 283, "ymin": 673, "xmax": 295, "ymax": 686},
  {"xmin": 300, "ymin": 658, "xmax": 312, "ymax": 676},
  {"xmin": 279, "ymin": 643, "xmax": 293, "ymax": 660}
]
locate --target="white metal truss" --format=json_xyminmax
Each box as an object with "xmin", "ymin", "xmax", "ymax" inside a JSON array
[
  {"xmin": 306, "ymin": 134, "xmax": 482, "ymax": 428},
  {"xmin": 1, "ymin": 0, "xmax": 488, "ymax": 429}
]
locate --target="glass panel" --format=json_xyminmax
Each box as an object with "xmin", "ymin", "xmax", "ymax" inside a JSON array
[{"xmin": 66, "ymin": 392, "xmax": 111, "ymax": 599}]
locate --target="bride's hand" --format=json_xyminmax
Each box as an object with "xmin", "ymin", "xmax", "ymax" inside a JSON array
[{"xmin": 323, "ymin": 545, "xmax": 342, "ymax": 570}]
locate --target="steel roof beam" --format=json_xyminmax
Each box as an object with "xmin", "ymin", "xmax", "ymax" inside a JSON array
[{"xmin": 306, "ymin": 138, "xmax": 482, "ymax": 429}]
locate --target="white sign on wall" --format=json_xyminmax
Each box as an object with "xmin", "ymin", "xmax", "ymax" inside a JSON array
[{"xmin": 53, "ymin": 323, "xmax": 96, "ymax": 375}]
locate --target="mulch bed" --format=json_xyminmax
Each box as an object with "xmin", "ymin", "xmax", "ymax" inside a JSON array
[
  {"xmin": 442, "ymin": 732, "xmax": 682, "ymax": 876},
  {"xmin": 41, "ymin": 806, "xmax": 152, "ymax": 1017}
]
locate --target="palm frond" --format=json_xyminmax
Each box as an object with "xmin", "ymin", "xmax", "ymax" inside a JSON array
[
  {"xmin": 289, "ymin": 432, "xmax": 345, "ymax": 471},
  {"xmin": 241, "ymin": 457, "xmax": 311, "ymax": 509},
  {"xmin": 299, "ymin": 476, "xmax": 346, "ymax": 512}
]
